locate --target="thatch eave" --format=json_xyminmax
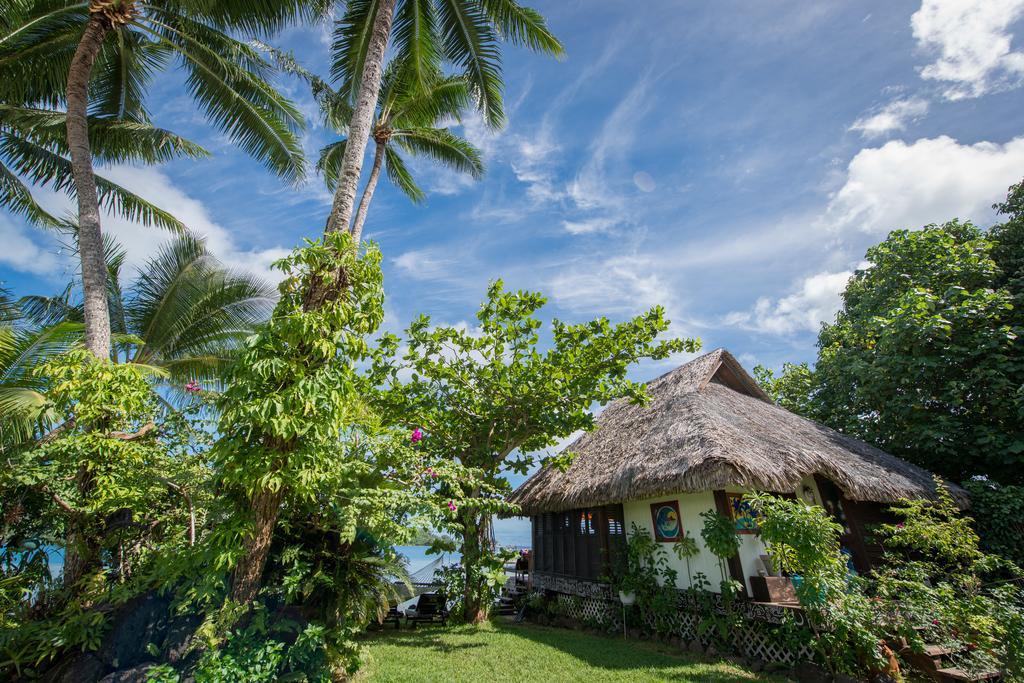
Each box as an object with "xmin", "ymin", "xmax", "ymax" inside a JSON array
[{"xmin": 509, "ymin": 349, "xmax": 968, "ymax": 515}]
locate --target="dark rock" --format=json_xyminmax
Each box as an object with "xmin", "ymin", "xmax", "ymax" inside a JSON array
[
  {"xmin": 834, "ymin": 675, "xmax": 861, "ymax": 683},
  {"xmin": 748, "ymin": 660, "xmax": 765, "ymax": 672},
  {"xmin": 705, "ymin": 643, "xmax": 720, "ymax": 658},
  {"xmin": 98, "ymin": 663, "xmax": 155, "ymax": 683},
  {"xmin": 40, "ymin": 652, "xmax": 107, "ymax": 683},
  {"xmin": 162, "ymin": 613, "xmax": 202, "ymax": 664},
  {"xmin": 98, "ymin": 592, "xmax": 172, "ymax": 669},
  {"xmin": 687, "ymin": 639, "xmax": 704, "ymax": 655},
  {"xmin": 792, "ymin": 661, "xmax": 832, "ymax": 683}
]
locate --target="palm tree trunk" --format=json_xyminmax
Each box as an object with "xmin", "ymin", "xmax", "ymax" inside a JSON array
[
  {"xmin": 349, "ymin": 141, "xmax": 385, "ymax": 244},
  {"xmin": 66, "ymin": 12, "xmax": 112, "ymax": 359},
  {"xmin": 324, "ymin": 0, "xmax": 397, "ymax": 234}
]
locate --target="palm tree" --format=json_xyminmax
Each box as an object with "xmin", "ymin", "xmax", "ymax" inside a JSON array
[
  {"xmin": 1, "ymin": 0, "xmax": 311, "ymax": 360},
  {"xmin": 290, "ymin": 56, "xmax": 484, "ymax": 243},
  {"xmin": 22, "ymin": 233, "xmax": 275, "ymax": 397},
  {"xmin": 322, "ymin": 0, "xmax": 563, "ymax": 235}
]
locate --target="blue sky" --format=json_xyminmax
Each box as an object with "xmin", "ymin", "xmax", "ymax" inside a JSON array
[{"xmin": 3, "ymin": 1, "xmax": 1024, "ymax": 545}]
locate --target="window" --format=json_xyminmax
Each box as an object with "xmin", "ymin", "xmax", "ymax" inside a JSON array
[{"xmin": 532, "ymin": 504, "xmax": 625, "ymax": 581}]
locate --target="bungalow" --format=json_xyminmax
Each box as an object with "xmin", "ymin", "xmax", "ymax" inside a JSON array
[{"xmin": 509, "ymin": 348, "xmax": 963, "ymax": 601}]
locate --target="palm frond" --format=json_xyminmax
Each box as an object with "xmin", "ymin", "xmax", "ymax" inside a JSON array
[
  {"xmin": 0, "ymin": 104, "xmax": 209, "ymax": 164},
  {"xmin": 330, "ymin": 0, "xmax": 378, "ymax": 100},
  {"xmin": 126, "ymin": 234, "xmax": 274, "ymax": 386},
  {"xmin": 389, "ymin": 75, "xmax": 473, "ymax": 127},
  {"xmin": 382, "ymin": 145, "xmax": 425, "ymax": 203},
  {"xmin": 136, "ymin": 10, "xmax": 307, "ymax": 182},
  {"xmin": 317, "ymin": 139, "xmax": 347, "ymax": 191},
  {"xmin": 393, "ymin": 127, "xmax": 483, "ymax": 178},
  {"xmin": 436, "ymin": 0, "xmax": 504, "ymax": 128},
  {"xmin": 89, "ymin": 26, "xmax": 170, "ymax": 121},
  {"xmin": 19, "ymin": 290, "xmax": 81, "ymax": 328},
  {"xmin": 392, "ymin": 0, "xmax": 440, "ymax": 94},
  {"xmin": 257, "ymin": 42, "xmax": 353, "ymax": 130},
  {"xmin": 0, "ymin": 159, "xmax": 60, "ymax": 227},
  {"xmin": 150, "ymin": 0, "xmax": 316, "ymax": 38},
  {"xmin": 0, "ymin": 0, "xmax": 87, "ymax": 108},
  {"xmin": 479, "ymin": 0, "xmax": 563, "ymax": 56},
  {"xmin": 0, "ymin": 132, "xmax": 186, "ymax": 231}
]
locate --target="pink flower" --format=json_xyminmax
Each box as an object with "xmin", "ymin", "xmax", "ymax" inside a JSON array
[
  {"xmin": 422, "ymin": 467, "xmax": 438, "ymax": 479},
  {"xmin": 184, "ymin": 381, "xmax": 201, "ymax": 394},
  {"xmin": 447, "ymin": 500, "xmax": 457, "ymax": 512},
  {"xmin": 411, "ymin": 428, "xmax": 423, "ymax": 444},
  {"xmin": 932, "ymin": 619, "xmax": 940, "ymax": 626},
  {"xmin": 896, "ymin": 523, "xmax": 905, "ymax": 529}
]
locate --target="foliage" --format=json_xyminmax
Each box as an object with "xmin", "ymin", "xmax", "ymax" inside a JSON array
[
  {"xmin": 871, "ymin": 479, "xmax": 1024, "ymax": 678},
  {"xmin": 698, "ymin": 510, "xmax": 739, "ymax": 584},
  {"xmin": 750, "ymin": 493, "xmax": 882, "ymax": 677},
  {"xmin": 174, "ymin": 232, "xmax": 439, "ymax": 674},
  {"xmin": 763, "ymin": 184, "xmax": 1024, "ymax": 484},
  {"xmin": 0, "ymin": 0, "xmax": 309, "ymax": 183},
  {"xmin": 963, "ymin": 478, "xmax": 1024, "ymax": 566},
  {"xmin": 332, "ymin": 0, "xmax": 564, "ymax": 129},
  {"xmin": 378, "ymin": 281, "xmax": 697, "ymax": 620},
  {"xmin": 0, "ymin": 294, "xmax": 81, "ymax": 449},
  {"xmin": 606, "ymin": 524, "xmax": 682, "ymax": 636},
  {"xmin": 671, "ymin": 532, "xmax": 700, "ymax": 590},
  {"xmin": 752, "ymin": 362, "xmax": 815, "ymax": 415},
  {"xmin": 0, "ymin": 350, "xmax": 210, "ymax": 676}
]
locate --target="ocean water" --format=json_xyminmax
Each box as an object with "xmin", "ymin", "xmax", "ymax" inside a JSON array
[{"xmin": 395, "ymin": 545, "xmax": 460, "ymax": 575}]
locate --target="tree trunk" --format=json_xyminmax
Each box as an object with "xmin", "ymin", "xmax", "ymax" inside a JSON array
[
  {"xmin": 324, "ymin": 0, "xmax": 397, "ymax": 234},
  {"xmin": 230, "ymin": 487, "xmax": 285, "ymax": 605},
  {"xmin": 460, "ymin": 510, "xmax": 490, "ymax": 624},
  {"xmin": 349, "ymin": 141, "xmax": 385, "ymax": 244},
  {"xmin": 66, "ymin": 12, "xmax": 112, "ymax": 359},
  {"xmin": 62, "ymin": 464, "xmax": 98, "ymax": 590}
]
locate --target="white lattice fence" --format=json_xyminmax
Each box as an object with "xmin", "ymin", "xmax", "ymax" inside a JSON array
[{"xmin": 531, "ymin": 572, "xmax": 815, "ymax": 666}]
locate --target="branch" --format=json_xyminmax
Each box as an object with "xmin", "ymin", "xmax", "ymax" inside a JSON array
[{"xmin": 109, "ymin": 421, "xmax": 157, "ymax": 441}]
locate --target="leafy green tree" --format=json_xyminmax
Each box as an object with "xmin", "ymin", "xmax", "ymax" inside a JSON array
[
  {"xmin": 322, "ymin": 0, "xmax": 563, "ymax": 234},
  {"xmin": 21, "ymin": 233, "xmax": 275, "ymax": 397},
  {"xmin": 211, "ymin": 232, "xmax": 396, "ymax": 604},
  {"xmin": 766, "ymin": 205, "xmax": 1024, "ymax": 484},
  {"xmin": 1, "ymin": 0, "xmax": 310, "ymax": 359},
  {"xmin": 378, "ymin": 282, "xmax": 697, "ymax": 621},
  {"xmin": 753, "ymin": 361, "xmax": 816, "ymax": 416}
]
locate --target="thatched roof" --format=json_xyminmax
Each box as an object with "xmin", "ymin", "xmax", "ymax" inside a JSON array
[{"xmin": 510, "ymin": 349, "xmax": 966, "ymax": 514}]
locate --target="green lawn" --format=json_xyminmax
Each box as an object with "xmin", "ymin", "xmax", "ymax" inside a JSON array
[{"xmin": 356, "ymin": 620, "xmax": 794, "ymax": 682}]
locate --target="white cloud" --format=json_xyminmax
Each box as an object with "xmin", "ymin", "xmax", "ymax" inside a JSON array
[
  {"xmin": 0, "ymin": 214, "xmax": 65, "ymax": 278},
  {"xmin": 548, "ymin": 254, "xmax": 674, "ymax": 317},
  {"xmin": 725, "ymin": 270, "xmax": 852, "ymax": 335},
  {"xmin": 849, "ymin": 97, "xmax": 930, "ymax": 138},
  {"xmin": 391, "ymin": 248, "xmax": 457, "ymax": 281},
  {"xmin": 99, "ymin": 167, "xmax": 291, "ymax": 283},
  {"xmin": 561, "ymin": 217, "xmax": 617, "ymax": 235},
  {"xmin": 912, "ymin": 0, "xmax": 1024, "ymax": 99},
  {"xmin": 26, "ymin": 166, "xmax": 294, "ymax": 284},
  {"xmin": 827, "ymin": 135, "xmax": 1024, "ymax": 234}
]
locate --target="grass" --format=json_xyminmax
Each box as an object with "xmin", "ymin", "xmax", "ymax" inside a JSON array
[{"xmin": 356, "ymin": 620, "xmax": 794, "ymax": 682}]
